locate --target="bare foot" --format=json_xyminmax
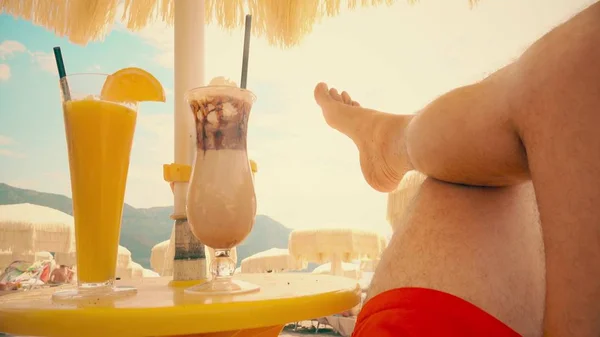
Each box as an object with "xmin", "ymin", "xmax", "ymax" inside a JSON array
[{"xmin": 314, "ymin": 82, "xmax": 414, "ymax": 192}]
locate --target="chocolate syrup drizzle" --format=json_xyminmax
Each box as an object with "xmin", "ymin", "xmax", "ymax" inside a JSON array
[{"xmin": 189, "ymin": 95, "xmax": 251, "ymax": 152}]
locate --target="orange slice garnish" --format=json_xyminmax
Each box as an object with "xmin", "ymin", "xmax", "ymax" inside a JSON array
[{"xmin": 101, "ymin": 67, "xmax": 166, "ymax": 102}]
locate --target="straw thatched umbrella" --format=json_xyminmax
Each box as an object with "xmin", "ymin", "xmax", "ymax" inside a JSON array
[
  {"xmin": 288, "ymin": 228, "xmax": 385, "ymax": 277},
  {"xmin": 0, "ymin": 250, "xmax": 54, "ymax": 272},
  {"xmin": 312, "ymin": 261, "xmax": 361, "ymax": 279},
  {"xmin": 240, "ymin": 248, "xmax": 305, "ymax": 273},
  {"xmin": 118, "ymin": 261, "xmax": 158, "ymax": 280},
  {"xmin": 0, "ymin": 0, "xmax": 416, "ymax": 47},
  {"xmin": 150, "ymin": 236, "xmax": 238, "ymax": 276},
  {"xmin": 0, "ymin": 203, "xmax": 75, "ymax": 255},
  {"xmin": 55, "ymin": 244, "xmax": 147, "ymax": 279}
]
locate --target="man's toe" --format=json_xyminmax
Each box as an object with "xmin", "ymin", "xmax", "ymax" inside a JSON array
[{"xmin": 314, "ymin": 82, "xmax": 332, "ymax": 107}]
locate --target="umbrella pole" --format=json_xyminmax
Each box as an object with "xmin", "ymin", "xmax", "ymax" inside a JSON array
[
  {"xmin": 331, "ymin": 256, "xmax": 343, "ymax": 277},
  {"xmin": 169, "ymin": 0, "xmax": 207, "ymax": 282}
]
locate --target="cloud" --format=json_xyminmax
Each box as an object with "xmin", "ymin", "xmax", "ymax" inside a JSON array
[
  {"xmin": 126, "ymin": 112, "xmax": 174, "ymax": 207},
  {"xmin": 0, "ymin": 39, "xmax": 60, "ymax": 75},
  {"xmin": 114, "ymin": 4, "xmax": 174, "ymax": 69},
  {"xmin": 0, "ymin": 135, "xmax": 25, "ymax": 158},
  {"xmin": 0, "ymin": 40, "xmax": 26, "ymax": 59},
  {"xmin": 87, "ymin": 64, "xmax": 102, "ymax": 71},
  {"xmin": 0, "ymin": 149, "xmax": 25, "ymax": 158},
  {"xmin": 0, "ymin": 64, "xmax": 10, "ymax": 81},
  {"xmin": 0, "ymin": 135, "xmax": 14, "ymax": 146},
  {"xmin": 126, "ymin": 21, "xmax": 173, "ymax": 69},
  {"xmin": 0, "ymin": 40, "xmax": 26, "ymax": 81},
  {"xmin": 29, "ymin": 51, "xmax": 57, "ymax": 75}
]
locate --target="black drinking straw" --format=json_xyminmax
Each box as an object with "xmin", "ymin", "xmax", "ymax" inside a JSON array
[
  {"xmin": 240, "ymin": 14, "xmax": 252, "ymax": 89},
  {"xmin": 53, "ymin": 46, "xmax": 71, "ymax": 101}
]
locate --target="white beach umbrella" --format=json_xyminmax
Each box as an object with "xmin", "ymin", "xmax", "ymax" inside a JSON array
[
  {"xmin": 142, "ymin": 267, "xmax": 159, "ymax": 278},
  {"xmin": 150, "ymin": 239, "xmax": 171, "ymax": 275},
  {"xmin": 0, "ymin": 203, "xmax": 75, "ymax": 254},
  {"xmin": 150, "ymin": 236, "xmax": 237, "ymax": 276},
  {"xmin": 117, "ymin": 245, "xmax": 132, "ymax": 269},
  {"xmin": 288, "ymin": 228, "xmax": 385, "ymax": 277},
  {"xmin": 54, "ymin": 252, "xmax": 77, "ymax": 267},
  {"xmin": 240, "ymin": 248, "xmax": 305, "ymax": 273},
  {"xmin": 312, "ymin": 262, "xmax": 361, "ymax": 279},
  {"xmin": 0, "ymin": 250, "xmax": 55, "ymax": 271}
]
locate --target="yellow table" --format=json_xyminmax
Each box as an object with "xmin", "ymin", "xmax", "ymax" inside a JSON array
[{"xmin": 0, "ymin": 273, "xmax": 361, "ymax": 337}]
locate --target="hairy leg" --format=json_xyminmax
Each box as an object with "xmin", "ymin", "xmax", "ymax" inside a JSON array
[
  {"xmin": 406, "ymin": 4, "xmax": 600, "ymax": 335},
  {"xmin": 405, "ymin": 67, "xmax": 529, "ymax": 186},
  {"xmin": 370, "ymin": 179, "xmax": 545, "ymax": 337},
  {"xmin": 511, "ymin": 6, "xmax": 600, "ymax": 335},
  {"xmin": 316, "ymin": 3, "xmax": 600, "ymax": 334}
]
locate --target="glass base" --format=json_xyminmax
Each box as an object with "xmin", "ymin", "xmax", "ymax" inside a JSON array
[
  {"xmin": 184, "ymin": 279, "xmax": 260, "ymax": 296},
  {"xmin": 52, "ymin": 285, "xmax": 137, "ymax": 303}
]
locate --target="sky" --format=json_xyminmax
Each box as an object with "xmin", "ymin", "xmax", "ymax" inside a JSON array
[{"xmin": 0, "ymin": 0, "xmax": 594, "ymax": 237}]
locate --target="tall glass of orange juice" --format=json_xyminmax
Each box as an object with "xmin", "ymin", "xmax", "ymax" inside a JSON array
[{"xmin": 52, "ymin": 73, "xmax": 138, "ymax": 301}]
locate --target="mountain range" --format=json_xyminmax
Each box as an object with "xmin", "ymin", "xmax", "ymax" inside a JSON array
[{"xmin": 0, "ymin": 183, "xmax": 292, "ymax": 269}]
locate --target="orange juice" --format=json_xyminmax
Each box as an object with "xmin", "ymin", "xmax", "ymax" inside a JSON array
[{"xmin": 63, "ymin": 99, "xmax": 137, "ymax": 284}]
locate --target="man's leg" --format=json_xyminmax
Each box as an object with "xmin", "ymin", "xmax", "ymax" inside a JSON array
[
  {"xmin": 407, "ymin": 4, "xmax": 600, "ymax": 335},
  {"xmin": 369, "ymin": 179, "xmax": 544, "ymax": 336},
  {"xmin": 315, "ymin": 2, "xmax": 600, "ymax": 334}
]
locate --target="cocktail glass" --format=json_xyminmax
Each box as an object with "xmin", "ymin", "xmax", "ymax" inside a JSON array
[
  {"xmin": 52, "ymin": 74, "xmax": 138, "ymax": 301},
  {"xmin": 184, "ymin": 85, "xmax": 259, "ymax": 295}
]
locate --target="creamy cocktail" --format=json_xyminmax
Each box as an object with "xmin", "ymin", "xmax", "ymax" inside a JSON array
[{"xmin": 185, "ymin": 77, "xmax": 259, "ymax": 295}]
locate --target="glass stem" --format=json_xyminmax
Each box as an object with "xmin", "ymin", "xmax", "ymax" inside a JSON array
[{"xmin": 212, "ymin": 249, "xmax": 235, "ymax": 281}]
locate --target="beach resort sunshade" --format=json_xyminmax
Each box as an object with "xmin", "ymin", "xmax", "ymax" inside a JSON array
[
  {"xmin": 54, "ymin": 247, "xmax": 153, "ymax": 280},
  {"xmin": 56, "ymin": 244, "xmax": 137, "ymax": 272},
  {"xmin": 116, "ymin": 245, "xmax": 138, "ymax": 279},
  {"xmin": 117, "ymin": 245, "xmax": 133, "ymax": 269},
  {"xmin": 0, "ymin": 203, "xmax": 75, "ymax": 254},
  {"xmin": 387, "ymin": 170, "xmax": 427, "ymax": 232},
  {"xmin": 240, "ymin": 248, "xmax": 305, "ymax": 273},
  {"xmin": 117, "ymin": 261, "xmax": 157, "ymax": 280},
  {"xmin": 357, "ymin": 235, "xmax": 387, "ymax": 272},
  {"xmin": 0, "ymin": 250, "xmax": 13, "ymax": 270},
  {"xmin": 150, "ymin": 233, "xmax": 237, "ymax": 276},
  {"xmin": 379, "ymin": 236, "xmax": 387, "ymax": 252},
  {"xmin": 116, "ymin": 261, "xmax": 137, "ymax": 280},
  {"xmin": 115, "ymin": 247, "xmax": 156, "ymax": 279},
  {"xmin": 358, "ymin": 271, "xmax": 374, "ymax": 291},
  {"xmin": 359, "ymin": 254, "xmax": 384, "ymax": 273},
  {"xmin": 141, "ymin": 265, "xmax": 159, "ymax": 278},
  {"xmin": 150, "ymin": 239, "xmax": 172, "ymax": 276},
  {"xmin": 289, "ymin": 228, "xmax": 385, "ymax": 263},
  {"xmin": 54, "ymin": 227, "xmax": 77, "ymax": 266},
  {"xmin": 1, "ymin": 0, "xmax": 404, "ymax": 47},
  {"xmin": 288, "ymin": 228, "xmax": 385, "ymax": 276},
  {"xmin": 312, "ymin": 262, "xmax": 361, "ymax": 279},
  {"xmin": 0, "ymin": 250, "xmax": 54, "ymax": 271},
  {"xmin": 54, "ymin": 234, "xmax": 76, "ymax": 266}
]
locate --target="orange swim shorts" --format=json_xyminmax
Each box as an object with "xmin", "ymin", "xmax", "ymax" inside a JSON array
[{"xmin": 352, "ymin": 287, "xmax": 521, "ymax": 337}]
